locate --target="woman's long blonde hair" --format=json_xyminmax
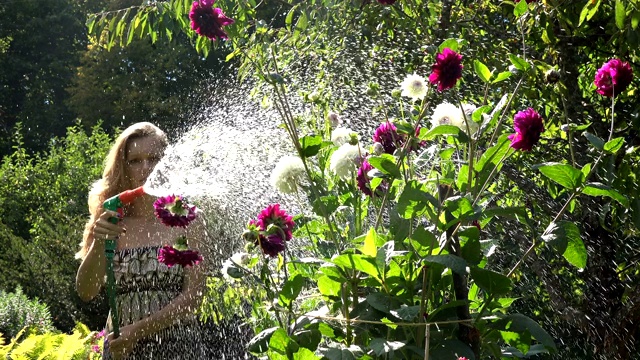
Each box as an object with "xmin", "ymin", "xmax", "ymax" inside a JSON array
[{"xmin": 75, "ymin": 122, "xmax": 168, "ymax": 260}]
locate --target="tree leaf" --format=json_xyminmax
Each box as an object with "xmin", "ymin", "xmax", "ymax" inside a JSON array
[
  {"xmin": 537, "ymin": 162, "xmax": 583, "ymax": 190},
  {"xmin": 419, "ymin": 124, "xmax": 469, "ymax": 143},
  {"xmin": 513, "ymin": 0, "xmax": 528, "ymax": 17},
  {"xmin": 473, "ymin": 60, "xmax": 492, "ymax": 83},
  {"xmin": 604, "ymin": 137, "xmax": 624, "ymax": 154},
  {"xmin": 509, "ymin": 54, "xmax": 529, "ymax": 71},
  {"xmin": 582, "ymin": 182, "xmax": 629, "ymax": 206},
  {"xmin": 469, "ymin": 266, "xmax": 512, "ymax": 296},
  {"xmin": 438, "ymin": 38, "xmax": 459, "ymax": 52},
  {"xmin": 542, "ymin": 221, "xmax": 586, "ymax": 269},
  {"xmin": 492, "ymin": 71, "xmax": 512, "ymax": 83},
  {"xmin": 615, "ymin": 0, "xmax": 626, "ymax": 30}
]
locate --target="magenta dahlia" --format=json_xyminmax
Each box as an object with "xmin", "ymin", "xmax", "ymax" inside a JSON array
[
  {"xmin": 372, "ymin": 121, "xmax": 401, "ymax": 155},
  {"xmin": 158, "ymin": 245, "xmax": 203, "ymax": 268},
  {"xmin": 153, "ymin": 195, "xmax": 198, "ymax": 228},
  {"xmin": 594, "ymin": 59, "xmax": 633, "ymax": 98},
  {"xmin": 245, "ymin": 204, "xmax": 295, "ymax": 257},
  {"xmin": 429, "ymin": 48, "xmax": 463, "ymax": 92},
  {"xmin": 508, "ymin": 108, "xmax": 544, "ymax": 151},
  {"xmin": 189, "ymin": 0, "xmax": 234, "ymax": 41}
]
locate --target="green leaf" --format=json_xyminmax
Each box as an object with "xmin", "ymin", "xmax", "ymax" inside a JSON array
[
  {"xmin": 492, "ymin": 71, "xmax": 512, "ymax": 83},
  {"xmin": 604, "ymin": 137, "xmax": 624, "ymax": 153},
  {"xmin": 438, "ymin": 38, "xmax": 459, "ymax": 52},
  {"xmin": 367, "ymin": 292, "xmax": 401, "ymax": 313},
  {"xmin": 501, "ymin": 330, "xmax": 531, "ymax": 355},
  {"xmin": 299, "ymin": 135, "xmax": 323, "ymax": 158},
  {"xmin": 397, "ymin": 180, "xmax": 437, "ymax": 220},
  {"xmin": 474, "ymin": 134, "xmax": 510, "ymax": 188},
  {"xmin": 367, "ymin": 154, "xmax": 402, "ymax": 179},
  {"xmin": 362, "ymin": 227, "xmax": 379, "ymax": 257},
  {"xmin": 389, "ymin": 305, "xmax": 421, "ymax": 321},
  {"xmin": 496, "ymin": 314, "xmax": 557, "ymax": 352},
  {"xmin": 423, "ymin": 254, "xmax": 468, "ymax": 275},
  {"xmin": 632, "ymin": 10, "xmax": 640, "ymax": 29},
  {"xmin": 321, "ymin": 345, "xmax": 364, "ymax": 360},
  {"xmin": 333, "ymin": 254, "xmax": 380, "ymax": 280},
  {"xmin": 615, "ymin": 0, "xmax": 626, "ymax": 30},
  {"xmin": 537, "ymin": 162, "xmax": 584, "ymax": 190},
  {"xmin": 469, "ymin": 266, "xmax": 512, "ymax": 296},
  {"xmin": 293, "ymin": 348, "xmax": 321, "ymax": 360},
  {"xmin": 583, "ymin": 132, "xmax": 604, "ymax": 150},
  {"xmin": 269, "ymin": 328, "xmax": 299, "ymax": 357},
  {"xmin": 278, "ymin": 274, "xmax": 304, "ymax": 308},
  {"xmin": 474, "ymin": 60, "xmax": 492, "ymax": 83},
  {"xmin": 419, "ymin": 124, "xmax": 469, "ymax": 143},
  {"xmin": 312, "ymin": 196, "xmax": 339, "ymax": 217},
  {"xmin": 542, "ymin": 221, "xmax": 586, "ymax": 269},
  {"xmin": 582, "ymin": 182, "xmax": 629, "ymax": 206},
  {"xmin": 509, "ymin": 54, "xmax": 530, "ymax": 71},
  {"xmin": 248, "ymin": 327, "xmax": 279, "ymax": 353},
  {"xmin": 514, "ymin": 0, "xmax": 528, "ymax": 17},
  {"xmin": 369, "ymin": 338, "xmax": 406, "ymax": 357}
]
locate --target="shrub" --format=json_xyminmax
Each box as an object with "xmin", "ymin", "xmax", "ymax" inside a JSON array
[{"xmin": 0, "ymin": 286, "xmax": 54, "ymax": 340}]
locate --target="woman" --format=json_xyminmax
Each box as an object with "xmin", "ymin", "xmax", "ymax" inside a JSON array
[{"xmin": 75, "ymin": 122, "xmax": 231, "ymax": 359}]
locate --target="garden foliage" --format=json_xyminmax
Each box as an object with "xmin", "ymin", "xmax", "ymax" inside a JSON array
[{"xmin": 83, "ymin": 0, "xmax": 640, "ymax": 358}]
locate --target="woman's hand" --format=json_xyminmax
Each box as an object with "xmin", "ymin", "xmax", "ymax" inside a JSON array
[
  {"xmin": 106, "ymin": 324, "xmax": 140, "ymax": 360},
  {"xmin": 92, "ymin": 210, "xmax": 125, "ymax": 242}
]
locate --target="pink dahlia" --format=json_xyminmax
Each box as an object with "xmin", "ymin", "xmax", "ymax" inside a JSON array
[
  {"xmin": 372, "ymin": 121, "xmax": 401, "ymax": 155},
  {"xmin": 189, "ymin": 0, "xmax": 234, "ymax": 41},
  {"xmin": 257, "ymin": 204, "xmax": 295, "ymax": 242},
  {"xmin": 158, "ymin": 245, "xmax": 203, "ymax": 268},
  {"xmin": 429, "ymin": 48, "xmax": 463, "ymax": 92},
  {"xmin": 357, "ymin": 159, "xmax": 375, "ymax": 196},
  {"xmin": 246, "ymin": 204, "xmax": 295, "ymax": 257},
  {"xmin": 508, "ymin": 108, "xmax": 544, "ymax": 151},
  {"xmin": 594, "ymin": 59, "xmax": 633, "ymax": 97},
  {"xmin": 153, "ymin": 195, "xmax": 197, "ymax": 228}
]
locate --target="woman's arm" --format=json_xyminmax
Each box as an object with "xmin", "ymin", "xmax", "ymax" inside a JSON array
[{"xmin": 76, "ymin": 210, "xmax": 124, "ymax": 302}]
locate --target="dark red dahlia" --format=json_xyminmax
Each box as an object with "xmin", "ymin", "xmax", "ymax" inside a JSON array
[
  {"xmin": 508, "ymin": 108, "xmax": 544, "ymax": 151},
  {"xmin": 372, "ymin": 121, "xmax": 401, "ymax": 155},
  {"xmin": 158, "ymin": 245, "xmax": 202, "ymax": 268},
  {"xmin": 428, "ymin": 48, "xmax": 463, "ymax": 92},
  {"xmin": 594, "ymin": 58, "xmax": 633, "ymax": 98},
  {"xmin": 357, "ymin": 159, "xmax": 375, "ymax": 196},
  {"xmin": 189, "ymin": 0, "xmax": 234, "ymax": 41},
  {"xmin": 153, "ymin": 195, "xmax": 198, "ymax": 228},
  {"xmin": 248, "ymin": 204, "xmax": 295, "ymax": 257}
]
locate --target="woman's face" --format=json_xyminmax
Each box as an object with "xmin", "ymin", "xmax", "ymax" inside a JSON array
[{"xmin": 124, "ymin": 136, "xmax": 164, "ymax": 188}]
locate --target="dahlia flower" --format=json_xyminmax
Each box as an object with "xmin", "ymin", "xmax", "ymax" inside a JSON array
[
  {"xmin": 331, "ymin": 127, "xmax": 358, "ymax": 146},
  {"xmin": 153, "ymin": 195, "xmax": 198, "ymax": 227},
  {"xmin": 270, "ymin": 155, "xmax": 305, "ymax": 194},
  {"xmin": 158, "ymin": 245, "xmax": 202, "ymax": 268},
  {"xmin": 329, "ymin": 144, "xmax": 362, "ymax": 178},
  {"xmin": 508, "ymin": 108, "xmax": 544, "ymax": 151},
  {"xmin": 430, "ymin": 102, "xmax": 479, "ymax": 135},
  {"xmin": 400, "ymin": 73, "xmax": 428, "ymax": 101},
  {"xmin": 189, "ymin": 0, "xmax": 234, "ymax": 41},
  {"xmin": 372, "ymin": 121, "xmax": 401, "ymax": 155},
  {"xmin": 429, "ymin": 48, "xmax": 463, "ymax": 92},
  {"xmin": 594, "ymin": 58, "xmax": 633, "ymax": 97},
  {"xmin": 246, "ymin": 204, "xmax": 295, "ymax": 257}
]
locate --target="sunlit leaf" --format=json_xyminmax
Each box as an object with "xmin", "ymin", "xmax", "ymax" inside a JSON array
[{"xmin": 537, "ymin": 162, "xmax": 583, "ymax": 190}]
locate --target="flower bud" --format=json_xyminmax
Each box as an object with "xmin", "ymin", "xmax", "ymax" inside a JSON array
[
  {"xmin": 372, "ymin": 142, "xmax": 384, "ymax": 155},
  {"xmin": 545, "ymin": 69, "xmax": 561, "ymax": 84},
  {"xmin": 328, "ymin": 111, "xmax": 341, "ymax": 128},
  {"xmin": 348, "ymin": 133, "xmax": 359, "ymax": 145}
]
